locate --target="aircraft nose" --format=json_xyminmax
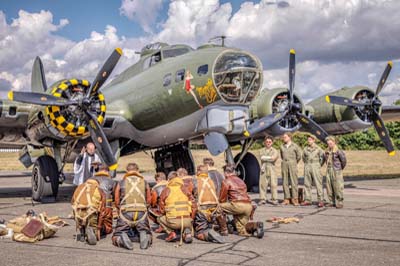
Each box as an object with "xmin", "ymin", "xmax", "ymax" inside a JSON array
[{"xmin": 213, "ymin": 51, "xmax": 262, "ymax": 104}]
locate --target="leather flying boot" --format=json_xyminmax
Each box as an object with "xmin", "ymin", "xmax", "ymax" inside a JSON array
[
  {"xmin": 183, "ymin": 228, "xmax": 193, "ymax": 244},
  {"xmin": 139, "ymin": 231, "xmax": 152, "ymax": 249},
  {"xmin": 207, "ymin": 229, "xmax": 225, "ymax": 244},
  {"xmin": 165, "ymin": 231, "xmax": 178, "ymax": 242},
  {"xmin": 119, "ymin": 232, "xmax": 134, "ymax": 250},
  {"xmin": 216, "ymin": 215, "xmax": 229, "ymax": 236},
  {"xmin": 86, "ymin": 227, "xmax": 97, "ymax": 245}
]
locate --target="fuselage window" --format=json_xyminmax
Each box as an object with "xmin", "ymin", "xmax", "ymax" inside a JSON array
[
  {"xmin": 143, "ymin": 52, "xmax": 162, "ymax": 70},
  {"xmin": 197, "ymin": 64, "xmax": 208, "ymax": 76},
  {"xmin": 176, "ymin": 69, "xmax": 185, "ymax": 82},
  {"xmin": 163, "ymin": 73, "xmax": 172, "ymax": 87},
  {"xmin": 163, "ymin": 48, "xmax": 190, "ymax": 59}
]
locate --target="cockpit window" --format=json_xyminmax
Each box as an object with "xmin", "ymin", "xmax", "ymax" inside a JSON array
[
  {"xmin": 197, "ymin": 64, "xmax": 208, "ymax": 76},
  {"xmin": 213, "ymin": 52, "xmax": 261, "ymax": 103},
  {"xmin": 162, "ymin": 48, "xmax": 190, "ymax": 59},
  {"xmin": 143, "ymin": 52, "xmax": 161, "ymax": 70}
]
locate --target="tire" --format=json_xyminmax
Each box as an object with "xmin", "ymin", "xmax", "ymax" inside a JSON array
[
  {"xmin": 31, "ymin": 155, "xmax": 59, "ymax": 202},
  {"xmin": 234, "ymin": 152, "xmax": 260, "ymax": 192}
]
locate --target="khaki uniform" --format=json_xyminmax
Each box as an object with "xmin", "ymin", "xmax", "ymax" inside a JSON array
[
  {"xmin": 324, "ymin": 146, "xmax": 347, "ymax": 205},
  {"xmin": 280, "ymin": 142, "xmax": 302, "ymax": 200},
  {"xmin": 302, "ymin": 144, "xmax": 324, "ymax": 202},
  {"xmin": 220, "ymin": 202, "xmax": 253, "ymax": 234},
  {"xmin": 259, "ymin": 147, "xmax": 279, "ymax": 201}
]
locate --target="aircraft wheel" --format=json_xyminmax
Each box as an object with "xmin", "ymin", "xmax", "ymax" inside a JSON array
[
  {"xmin": 234, "ymin": 152, "xmax": 260, "ymax": 193},
  {"xmin": 31, "ymin": 155, "xmax": 59, "ymax": 202}
]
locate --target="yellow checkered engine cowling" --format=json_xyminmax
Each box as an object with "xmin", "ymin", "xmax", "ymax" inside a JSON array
[{"xmin": 45, "ymin": 79, "xmax": 106, "ymax": 138}]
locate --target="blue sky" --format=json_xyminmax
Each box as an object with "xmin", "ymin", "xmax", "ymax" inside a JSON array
[{"xmin": 0, "ymin": 0, "xmax": 251, "ymax": 41}]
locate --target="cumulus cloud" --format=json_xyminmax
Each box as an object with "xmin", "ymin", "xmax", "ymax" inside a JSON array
[{"xmin": 120, "ymin": 0, "xmax": 164, "ymax": 33}]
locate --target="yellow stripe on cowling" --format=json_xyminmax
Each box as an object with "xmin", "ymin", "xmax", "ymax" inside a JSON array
[
  {"xmin": 65, "ymin": 123, "xmax": 74, "ymax": 132},
  {"xmin": 69, "ymin": 79, "xmax": 78, "ymax": 85},
  {"xmin": 59, "ymin": 83, "xmax": 68, "ymax": 90},
  {"xmin": 7, "ymin": 91, "xmax": 13, "ymax": 101},
  {"xmin": 109, "ymin": 163, "xmax": 118, "ymax": 171},
  {"xmin": 100, "ymin": 105, "xmax": 106, "ymax": 112},
  {"xmin": 82, "ymin": 80, "xmax": 89, "ymax": 87},
  {"xmin": 115, "ymin": 47, "xmax": 123, "ymax": 55},
  {"xmin": 98, "ymin": 94, "xmax": 105, "ymax": 101},
  {"xmin": 389, "ymin": 151, "xmax": 396, "ymax": 156},
  {"xmin": 49, "ymin": 113, "xmax": 56, "ymax": 120},
  {"xmin": 56, "ymin": 125, "xmax": 65, "ymax": 132},
  {"xmin": 325, "ymin": 96, "xmax": 331, "ymax": 103},
  {"xmin": 52, "ymin": 106, "xmax": 60, "ymax": 112},
  {"xmin": 97, "ymin": 115, "xmax": 104, "ymax": 124},
  {"xmin": 78, "ymin": 126, "xmax": 86, "ymax": 134},
  {"xmin": 56, "ymin": 116, "xmax": 65, "ymax": 124},
  {"xmin": 290, "ymin": 49, "xmax": 296, "ymax": 54}
]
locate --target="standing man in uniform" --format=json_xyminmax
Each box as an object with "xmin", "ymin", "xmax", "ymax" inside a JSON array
[
  {"xmin": 112, "ymin": 163, "xmax": 152, "ymax": 250},
  {"xmin": 302, "ymin": 135, "xmax": 325, "ymax": 207},
  {"xmin": 219, "ymin": 165, "xmax": 264, "ymax": 238},
  {"xmin": 158, "ymin": 171, "xmax": 197, "ymax": 244},
  {"xmin": 258, "ymin": 136, "xmax": 279, "ymax": 206},
  {"xmin": 203, "ymin": 157, "xmax": 224, "ymax": 196},
  {"xmin": 280, "ymin": 133, "xmax": 302, "ymax": 206},
  {"xmin": 193, "ymin": 165, "xmax": 225, "ymax": 243},
  {"xmin": 323, "ymin": 136, "xmax": 347, "ymax": 209},
  {"xmin": 73, "ymin": 142, "xmax": 100, "ymax": 185},
  {"xmin": 149, "ymin": 172, "xmax": 168, "ymax": 233}
]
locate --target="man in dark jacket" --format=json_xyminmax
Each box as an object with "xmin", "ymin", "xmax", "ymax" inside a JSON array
[
  {"xmin": 323, "ymin": 136, "xmax": 347, "ymax": 208},
  {"xmin": 203, "ymin": 157, "xmax": 224, "ymax": 196},
  {"xmin": 219, "ymin": 165, "xmax": 264, "ymax": 238}
]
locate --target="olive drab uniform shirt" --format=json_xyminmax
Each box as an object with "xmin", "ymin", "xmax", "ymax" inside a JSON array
[
  {"xmin": 280, "ymin": 142, "xmax": 302, "ymax": 164},
  {"xmin": 303, "ymin": 145, "xmax": 324, "ymax": 165},
  {"xmin": 260, "ymin": 147, "xmax": 279, "ymax": 176}
]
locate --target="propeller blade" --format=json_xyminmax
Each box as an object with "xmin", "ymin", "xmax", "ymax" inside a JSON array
[
  {"xmin": 375, "ymin": 61, "xmax": 392, "ymax": 98},
  {"xmin": 244, "ymin": 111, "xmax": 287, "ymax": 137},
  {"xmin": 87, "ymin": 48, "xmax": 122, "ymax": 96},
  {"xmin": 371, "ymin": 110, "xmax": 395, "ymax": 156},
  {"xmin": 85, "ymin": 111, "xmax": 118, "ymax": 170},
  {"xmin": 296, "ymin": 112, "xmax": 329, "ymax": 142},
  {"xmin": 325, "ymin": 95, "xmax": 370, "ymax": 107},
  {"xmin": 288, "ymin": 49, "xmax": 296, "ymax": 105},
  {"xmin": 8, "ymin": 91, "xmax": 77, "ymax": 106}
]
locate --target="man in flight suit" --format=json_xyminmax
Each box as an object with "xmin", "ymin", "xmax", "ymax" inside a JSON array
[
  {"xmin": 280, "ymin": 133, "xmax": 302, "ymax": 206},
  {"xmin": 258, "ymin": 136, "xmax": 279, "ymax": 205},
  {"xmin": 302, "ymin": 135, "xmax": 325, "ymax": 207}
]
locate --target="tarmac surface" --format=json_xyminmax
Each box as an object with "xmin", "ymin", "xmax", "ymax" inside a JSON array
[{"xmin": 0, "ymin": 172, "xmax": 400, "ymax": 266}]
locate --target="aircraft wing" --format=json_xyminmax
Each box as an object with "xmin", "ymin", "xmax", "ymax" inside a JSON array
[{"xmin": 381, "ymin": 105, "xmax": 400, "ymax": 122}]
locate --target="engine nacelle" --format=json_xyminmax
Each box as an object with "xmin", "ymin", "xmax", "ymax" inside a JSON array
[
  {"xmin": 45, "ymin": 79, "xmax": 106, "ymax": 139},
  {"xmin": 250, "ymin": 88, "xmax": 305, "ymax": 136},
  {"xmin": 307, "ymin": 86, "xmax": 378, "ymax": 134}
]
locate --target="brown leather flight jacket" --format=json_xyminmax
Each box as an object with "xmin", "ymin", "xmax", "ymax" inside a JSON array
[
  {"xmin": 322, "ymin": 146, "xmax": 347, "ymax": 171},
  {"xmin": 114, "ymin": 171, "xmax": 151, "ymax": 212},
  {"xmin": 181, "ymin": 175, "xmax": 195, "ymax": 195},
  {"xmin": 219, "ymin": 174, "xmax": 251, "ymax": 203},
  {"xmin": 150, "ymin": 180, "xmax": 168, "ymax": 208},
  {"xmin": 159, "ymin": 177, "xmax": 197, "ymax": 219}
]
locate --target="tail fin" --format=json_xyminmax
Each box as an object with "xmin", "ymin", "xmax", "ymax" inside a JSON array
[{"xmin": 31, "ymin": 57, "xmax": 47, "ymax": 92}]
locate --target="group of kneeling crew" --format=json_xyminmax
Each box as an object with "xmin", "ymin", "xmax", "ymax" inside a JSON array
[{"xmin": 71, "ymin": 159, "xmax": 264, "ymax": 250}]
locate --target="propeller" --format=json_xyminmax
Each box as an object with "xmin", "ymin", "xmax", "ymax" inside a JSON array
[
  {"xmin": 8, "ymin": 48, "xmax": 123, "ymax": 169},
  {"xmin": 325, "ymin": 61, "xmax": 395, "ymax": 155},
  {"xmin": 246, "ymin": 49, "xmax": 329, "ymax": 141}
]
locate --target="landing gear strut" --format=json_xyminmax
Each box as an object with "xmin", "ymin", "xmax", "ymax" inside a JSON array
[{"xmin": 155, "ymin": 142, "xmax": 195, "ymax": 176}]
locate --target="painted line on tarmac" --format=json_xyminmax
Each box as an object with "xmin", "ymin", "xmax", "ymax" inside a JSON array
[{"xmin": 266, "ymin": 230, "xmax": 400, "ymax": 243}]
